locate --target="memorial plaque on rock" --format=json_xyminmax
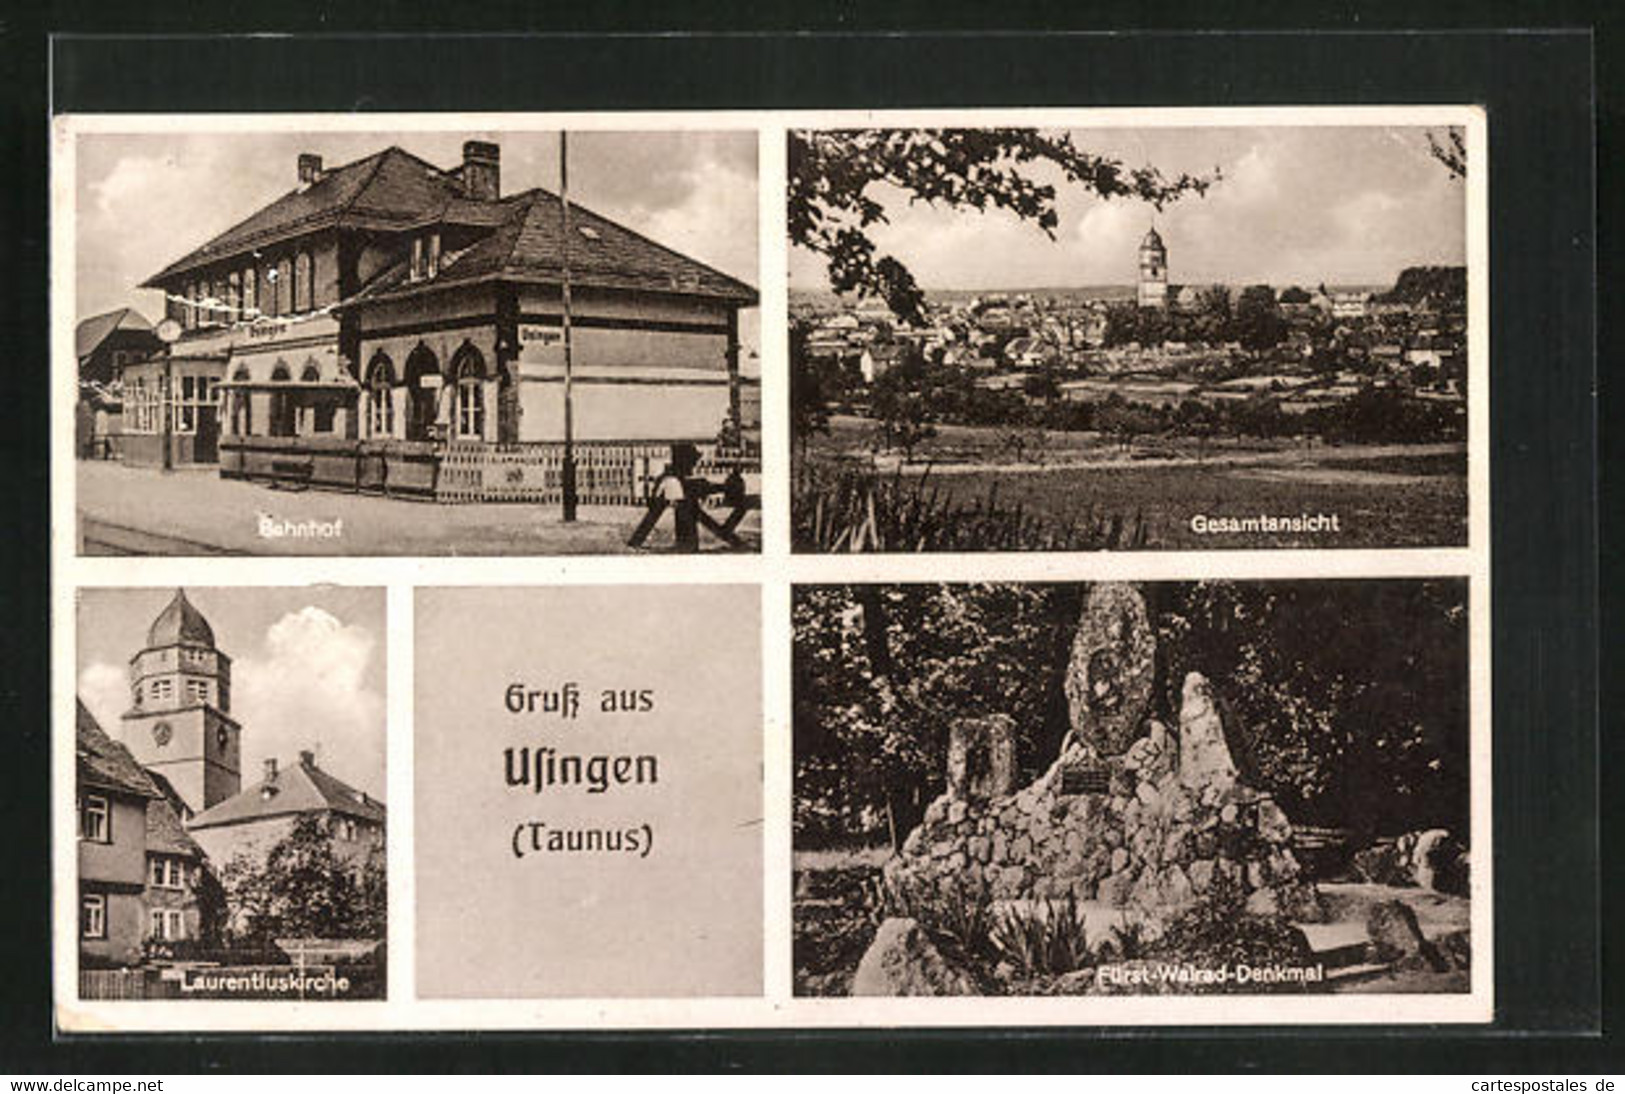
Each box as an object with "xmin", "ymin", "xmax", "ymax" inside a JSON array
[{"xmin": 1060, "ymin": 760, "xmax": 1111, "ymax": 796}]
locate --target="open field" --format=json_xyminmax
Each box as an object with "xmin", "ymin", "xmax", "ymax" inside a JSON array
[{"xmin": 799, "ymin": 417, "xmax": 1467, "ymax": 550}]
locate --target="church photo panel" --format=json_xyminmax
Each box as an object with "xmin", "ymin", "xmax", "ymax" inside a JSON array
[{"xmin": 72, "ymin": 586, "xmax": 388, "ymax": 1001}]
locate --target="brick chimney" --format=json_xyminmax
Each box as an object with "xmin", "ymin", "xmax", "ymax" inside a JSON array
[
  {"xmin": 299, "ymin": 749, "xmax": 316, "ymax": 769},
  {"xmin": 298, "ymin": 153, "xmax": 324, "ymax": 185},
  {"xmin": 461, "ymin": 140, "xmax": 500, "ymax": 201}
]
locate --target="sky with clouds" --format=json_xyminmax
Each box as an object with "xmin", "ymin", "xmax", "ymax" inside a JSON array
[
  {"xmin": 788, "ymin": 125, "xmax": 1466, "ymax": 292},
  {"xmin": 74, "ymin": 128, "xmax": 759, "ymax": 355},
  {"xmin": 77, "ymin": 587, "xmax": 387, "ymax": 800}
]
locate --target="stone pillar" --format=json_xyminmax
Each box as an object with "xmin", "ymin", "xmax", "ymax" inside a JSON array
[
  {"xmin": 946, "ymin": 714, "xmax": 1016, "ymax": 802},
  {"xmin": 1063, "ymin": 583, "xmax": 1157, "ymax": 757},
  {"xmin": 1178, "ymin": 672, "xmax": 1239, "ymax": 791}
]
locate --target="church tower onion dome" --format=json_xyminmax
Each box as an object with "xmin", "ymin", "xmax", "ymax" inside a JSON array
[
  {"xmin": 147, "ymin": 588, "xmax": 216, "ymax": 649},
  {"xmin": 1141, "ymin": 226, "xmax": 1165, "ymax": 251}
]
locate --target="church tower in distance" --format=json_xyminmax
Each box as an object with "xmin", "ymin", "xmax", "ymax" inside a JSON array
[
  {"xmin": 1138, "ymin": 225, "xmax": 1168, "ymax": 308},
  {"xmin": 120, "ymin": 589, "xmax": 242, "ymax": 816}
]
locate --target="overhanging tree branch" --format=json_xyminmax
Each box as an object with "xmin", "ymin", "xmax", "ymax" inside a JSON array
[{"xmin": 789, "ymin": 128, "xmax": 1218, "ymax": 325}]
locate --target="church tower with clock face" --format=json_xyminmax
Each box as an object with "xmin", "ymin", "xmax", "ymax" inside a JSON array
[
  {"xmin": 120, "ymin": 589, "xmax": 242, "ymax": 816},
  {"xmin": 1137, "ymin": 225, "xmax": 1169, "ymax": 309}
]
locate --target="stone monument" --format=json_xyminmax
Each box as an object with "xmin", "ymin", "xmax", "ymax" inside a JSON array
[
  {"xmin": 946, "ymin": 714, "xmax": 1017, "ymax": 802},
  {"xmin": 1063, "ymin": 583, "xmax": 1157, "ymax": 758}
]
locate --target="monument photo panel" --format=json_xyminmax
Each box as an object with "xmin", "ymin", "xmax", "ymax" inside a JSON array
[{"xmin": 792, "ymin": 579, "xmax": 1480, "ymax": 999}]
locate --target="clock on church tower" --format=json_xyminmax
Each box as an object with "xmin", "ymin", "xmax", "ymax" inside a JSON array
[{"xmin": 120, "ymin": 589, "xmax": 243, "ymax": 816}]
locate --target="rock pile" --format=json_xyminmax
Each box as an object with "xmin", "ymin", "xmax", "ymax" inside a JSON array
[
  {"xmin": 886, "ymin": 672, "xmax": 1320, "ymax": 922},
  {"xmin": 1352, "ymin": 828, "xmax": 1470, "ymax": 896},
  {"xmin": 883, "ymin": 584, "xmax": 1321, "ymax": 926}
]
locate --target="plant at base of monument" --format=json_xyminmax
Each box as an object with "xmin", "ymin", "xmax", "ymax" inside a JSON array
[
  {"xmin": 788, "ymin": 129, "xmax": 1215, "ymax": 326},
  {"xmin": 987, "ymin": 895, "xmax": 1092, "ymax": 977},
  {"xmin": 1108, "ymin": 917, "xmax": 1153, "ymax": 961},
  {"xmin": 882, "ymin": 872, "xmax": 996, "ymax": 971}
]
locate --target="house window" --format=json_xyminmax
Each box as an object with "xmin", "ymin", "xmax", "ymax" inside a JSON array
[
  {"xmin": 230, "ymin": 368, "xmax": 253, "ymax": 436},
  {"xmin": 269, "ymin": 363, "xmax": 295, "ymax": 437},
  {"xmin": 453, "ymin": 347, "xmax": 485, "ymax": 440},
  {"xmin": 186, "ymin": 679, "xmax": 208, "ymax": 704},
  {"xmin": 79, "ymin": 795, "xmax": 110, "ymax": 843},
  {"xmin": 150, "ymin": 857, "xmax": 186, "ymax": 889},
  {"xmin": 141, "ymin": 379, "xmax": 163, "ymax": 435},
  {"xmin": 334, "ymin": 817, "xmax": 358, "ymax": 841},
  {"xmin": 426, "ymin": 232, "xmax": 441, "ymax": 279},
  {"xmin": 272, "ymin": 259, "xmax": 290, "ymax": 317},
  {"xmin": 201, "ymin": 279, "xmax": 221, "ymax": 326},
  {"xmin": 174, "ymin": 376, "xmax": 197, "ymax": 434},
  {"xmin": 149, "ymin": 908, "xmax": 185, "ymax": 942},
  {"xmin": 410, "ymin": 237, "xmax": 424, "ymax": 282},
  {"xmin": 366, "ymin": 354, "xmax": 395, "ymax": 437},
  {"xmin": 295, "ymin": 251, "xmax": 313, "ymax": 312},
  {"xmin": 150, "ymin": 678, "xmax": 173, "ymax": 703},
  {"xmin": 243, "ymin": 265, "xmax": 258, "ymax": 317},
  {"xmin": 228, "ymin": 271, "xmax": 241, "ymax": 322},
  {"xmin": 81, "ymin": 894, "xmax": 106, "ymax": 940}
]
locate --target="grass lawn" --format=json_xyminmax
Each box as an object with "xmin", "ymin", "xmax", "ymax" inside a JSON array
[
  {"xmin": 797, "ymin": 417, "xmax": 1467, "ymax": 550},
  {"xmin": 923, "ymin": 461, "xmax": 1466, "ymax": 549},
  {"xmin": 792, "ymin": 846, "xmax": 888, "ymax": 997}
]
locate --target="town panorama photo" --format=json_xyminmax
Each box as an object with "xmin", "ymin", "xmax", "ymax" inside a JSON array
[{"xmin": 789, "ymin": 125, "xmax": 1471, "ymax": 552}]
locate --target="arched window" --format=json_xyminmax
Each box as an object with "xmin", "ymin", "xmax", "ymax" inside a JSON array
[
  {"xmin": 268, "ymin": 362, "xmax": 295, "ymax": 437},
  {"xmin": 295, "ymin": 251, "xmax": 313, "ymax": 312},
  {"xmin": 366, "ymin": 352, "xmax": 395, "ymax": 437},
  {"xmin": 451, "ymin": 343, "xmax": 486, "ymax": 440},
  {"xmin": 230, "ymin": 365, "xmax": 252, "ymax": 435},
  {"xmin": 228, "ymin": 271, "xmax": 241, "ymax": 322},
  {"xmin": 273, "ymin": 259, "xmax": 291, "ymax": 317},
  {"xmin": 403, "ymin": 343, "xmax": 439, "ymax": 442},
  {"xmin": 243, "ymin": 265, "xmax": 257, "ymax": 317}
]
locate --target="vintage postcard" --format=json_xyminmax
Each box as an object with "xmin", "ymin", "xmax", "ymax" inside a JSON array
[{"xmin": 53, "ymin": 105, "xmax": 1489, "ymax": 1032}]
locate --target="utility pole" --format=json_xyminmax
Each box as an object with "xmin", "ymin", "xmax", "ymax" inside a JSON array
[
  {"xmin": 161, "ymin": 353, "xmax": 174, "ymax": 472},
  {"xmin": 560, "ymin": 131, "xmax": 578, "ymax": 522}
]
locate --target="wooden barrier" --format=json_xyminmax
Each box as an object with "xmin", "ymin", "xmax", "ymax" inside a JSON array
[
  {"xmin": 80, "ymin": 967, "xmax": 158, "ymax": 1000},
  {"xmin": 219, "ymin": 434, "xmax": 761, "ymax": 507}
]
